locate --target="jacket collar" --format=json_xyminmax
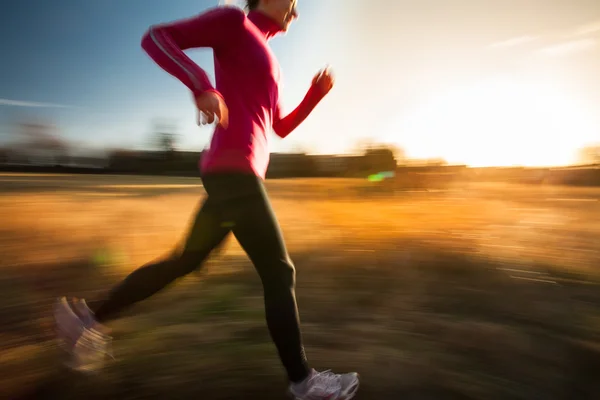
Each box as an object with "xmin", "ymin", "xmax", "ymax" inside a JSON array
[{"xmin": 248, "ymin": 10, "xmax": 284, "ymax": 39}]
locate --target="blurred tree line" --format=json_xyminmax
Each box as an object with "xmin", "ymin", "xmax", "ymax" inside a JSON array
[
  {"xmin": 102, "ymin": 124, "xmax": 404, "ymax": 178},
  {"xmin": 107, "ymin": 145, "xmax": 401, "ymax": 178},
  {"xmin": 1, "ymin": 119, "xmax": 599, "ymax": 186}
]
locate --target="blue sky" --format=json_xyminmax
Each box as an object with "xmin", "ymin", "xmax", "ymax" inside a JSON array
[
  {"xmin": 0, "ymin": 0, "xmax": 343, "ymax": 153},
  {"xmin": 1, "ymin": 0, "xmax": 599, "ymax": 165}
]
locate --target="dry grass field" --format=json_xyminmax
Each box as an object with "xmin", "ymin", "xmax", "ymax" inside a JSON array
[{"xmin": 1, "ymin": 173, "xmax": 599, "ymax": 399}]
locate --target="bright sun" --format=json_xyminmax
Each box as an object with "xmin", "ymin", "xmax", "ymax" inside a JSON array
[{"xmin": 390, "ymin": 77, "xmax": 597, "ymax": 167}]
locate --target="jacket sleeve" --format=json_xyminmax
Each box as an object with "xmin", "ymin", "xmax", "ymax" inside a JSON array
[
  {"xmin": 141, "ymin": 6, "xmax": 245, "ymax": 97},
  {"xmin": 273, "ymin": 85, "xmax": 325, "ymax": 139}
]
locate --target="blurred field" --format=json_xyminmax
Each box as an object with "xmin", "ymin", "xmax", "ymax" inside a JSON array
[{"xmin": 1, "ymin": 173, "xmax": 600, "ymax": 399}]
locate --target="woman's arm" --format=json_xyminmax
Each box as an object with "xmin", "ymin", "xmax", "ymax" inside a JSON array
[
  {"xmin": 273, "ymin": 85, "xmax": 324, "ymax": 139},
  {"xmin": 141, "ymin": 6, "xmax": 245, "ymax": 98},
  {"xmin": 273, "ymin": 68, "xmax": 335, "ymax": 138}
]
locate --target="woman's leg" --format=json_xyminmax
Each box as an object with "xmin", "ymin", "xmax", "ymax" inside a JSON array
[
  {"xmin": 93, "ymin": 196, "xmax": 230, "ymax": 322},
  {"xmin": 210, "ymin": 175, "xmax": 309, "ymax": 383}
]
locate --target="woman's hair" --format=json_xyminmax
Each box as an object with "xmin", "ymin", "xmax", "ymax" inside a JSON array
[{"xmin": 246, "ymin": 0, "xmax": 260, "ymax": 10}]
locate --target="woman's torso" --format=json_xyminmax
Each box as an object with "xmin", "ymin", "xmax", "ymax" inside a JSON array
[{"xmin": 200, "ymin": 11, "xmax": 283, "ymax": 179}]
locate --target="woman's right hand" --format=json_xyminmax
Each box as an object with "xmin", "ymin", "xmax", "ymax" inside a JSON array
[{"xmin": 195, "ymin": 91, "xmax": 229, "ymax": 129}]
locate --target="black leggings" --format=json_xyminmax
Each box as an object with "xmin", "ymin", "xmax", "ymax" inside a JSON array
[{"xmin": 93, "ymin": 173, "xmax": 310, "ymax": 382}]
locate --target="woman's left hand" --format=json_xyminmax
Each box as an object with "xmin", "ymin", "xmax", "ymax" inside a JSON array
[{"xmin": 312, "ymin": 65, "xmax": 335, "ymax": 97}]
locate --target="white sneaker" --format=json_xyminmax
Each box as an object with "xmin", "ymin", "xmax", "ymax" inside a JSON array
[
  {"xmin": 53, "ymin": 297, "xmax": 113, "ymax": 374},
  {"xmin": 289, "ymin": 369, "xmax": 360, "ymax": 400}
]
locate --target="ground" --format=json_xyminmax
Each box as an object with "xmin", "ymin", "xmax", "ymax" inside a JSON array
[{"xmin": 1, "ymin": 173, "xmax": 599, "ymax": 399}]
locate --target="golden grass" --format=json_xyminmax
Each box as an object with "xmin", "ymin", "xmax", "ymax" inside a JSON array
[{"xmin": 1, "ymin": 174, "xmax": 599, "ymax": 399}]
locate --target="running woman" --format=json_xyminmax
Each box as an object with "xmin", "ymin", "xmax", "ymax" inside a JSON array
[{"xmin": 54, "ymin": 1, "xmax": 359, "ymax": 399}]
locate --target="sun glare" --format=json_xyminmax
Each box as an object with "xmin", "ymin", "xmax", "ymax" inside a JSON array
[{"xmin": 390, "ymin": 77, "xmax": 597, "ymax": 167}]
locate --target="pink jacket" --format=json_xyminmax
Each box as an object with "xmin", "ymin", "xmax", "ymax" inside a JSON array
[{"xmin": 141, "ymin": 6, "xmax": 325, "ymax": 178}]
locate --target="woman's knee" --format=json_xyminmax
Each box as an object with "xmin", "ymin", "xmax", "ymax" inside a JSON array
[{"xmin": 260, "ymin": 257, "xmax": 296, "ymax": 292}]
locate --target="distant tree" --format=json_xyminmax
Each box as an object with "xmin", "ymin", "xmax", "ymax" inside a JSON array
[
  {"xmin": 363, "ymin": 146, "xmax": 397, "ymax": 172},
  {"xmin": 386, "ymin": 144, "xmax": 406, "ymax": 164},
  {"xmin": 352, "ymin": 137, "xmax": 376, "ymax": 155},
  {"xmin": 150, "ymin": 120, "xmax": 179, "ymax": 157},
  {"xmin": 16, "ymin": 120, "xmax": 70, "ymax": 166},
  {"xmin": 352, "ymin": 138, "xmax": 405, "ymax": 164},
  {"xmin": 159, "ymin": 132, "xmax": 176, "ymax": 153}
]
